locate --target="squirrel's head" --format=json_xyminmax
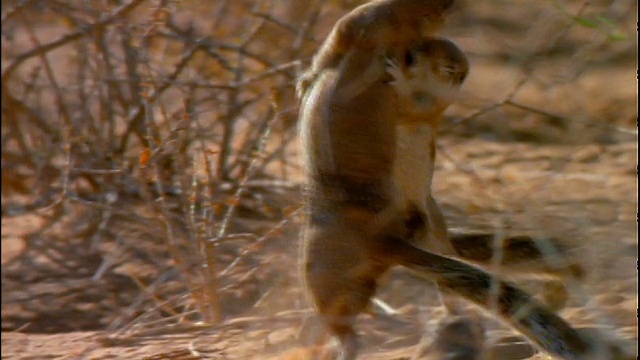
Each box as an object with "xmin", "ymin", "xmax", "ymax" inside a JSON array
[{"xmin": 387, "ymin": 37, "xmax": 468, "ymax": 120}]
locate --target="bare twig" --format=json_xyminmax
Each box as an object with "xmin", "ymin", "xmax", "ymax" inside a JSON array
[{"xmin": 2, "ymin": 0, "xmax": 147, "ymax": 82}]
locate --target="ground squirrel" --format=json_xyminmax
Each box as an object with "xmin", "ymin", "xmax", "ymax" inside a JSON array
[{"xmin": 297, "ymin": 1, "xmax": 631, "ymax": 359}]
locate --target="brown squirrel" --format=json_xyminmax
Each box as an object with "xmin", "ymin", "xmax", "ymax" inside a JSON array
[{"xmin": 297, "ymin": 1, "xmax": 631, "ymax": 359}]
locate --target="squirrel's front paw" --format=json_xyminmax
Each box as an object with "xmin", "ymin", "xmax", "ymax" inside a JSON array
[{"xmin": 385, "ymin": 58, "xmax": 403, "ymax": 86}]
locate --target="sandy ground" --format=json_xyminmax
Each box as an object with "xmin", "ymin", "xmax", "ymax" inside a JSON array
[{"xmin": 2, "ymin": 138, "xmax": 637, "ymax": 359}]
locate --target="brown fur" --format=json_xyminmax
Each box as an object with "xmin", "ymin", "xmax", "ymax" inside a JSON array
[
  {"xmin": 297, "ymin": 0, "xmax": 455, "ymax": 103},
  {"xmin": 297, "ymin": 1, "xmax": 630, "ymax": 359}
]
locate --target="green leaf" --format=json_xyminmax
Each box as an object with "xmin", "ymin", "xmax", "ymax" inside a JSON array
[
  {"xmin": 575, "ymin": 16, "xmax": 598, "ymax": 28},
  {"xmin": 608, "ymin": 31, "xmax": 630, "ymax": 41},
  {"xmin": 596, "ymin": 15, "xmax": 617, "ymax": 28}
]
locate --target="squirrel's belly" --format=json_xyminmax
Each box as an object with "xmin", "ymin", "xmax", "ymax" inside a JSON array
[{"xmin": 393, "ymin": 124, "xmax": 435, "ymax": 209}]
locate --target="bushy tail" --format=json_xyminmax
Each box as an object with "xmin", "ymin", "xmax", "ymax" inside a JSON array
[
  {"xmin": 385, "ymin": 239, "xmax": 631, "ymax": 360},
  {"xmin": 448, "ymin": 232, "xmax": 585, "ymax": 278}
]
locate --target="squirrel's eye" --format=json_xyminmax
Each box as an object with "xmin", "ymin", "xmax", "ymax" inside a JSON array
[{"xmin": 404, "ymin": 51, "xmax": 415, "ymax": 67}]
